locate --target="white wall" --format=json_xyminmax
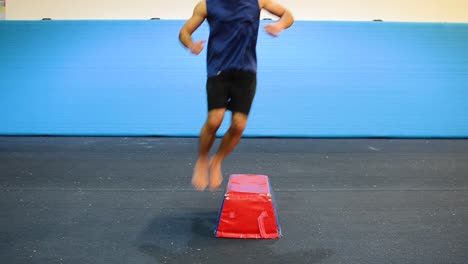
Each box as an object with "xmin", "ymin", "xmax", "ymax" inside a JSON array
[
  {"xmin": 6, "ymin": 0, "xmax": 468, "ymax": 22},
  {"xmin": 0, "ymin": 0, "xmax": 5, "ymax": 20}
]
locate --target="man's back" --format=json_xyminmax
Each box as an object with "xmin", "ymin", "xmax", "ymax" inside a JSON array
[{"xmin": 206, "ymin": 0, "xmax": 260, "ymax": 77}]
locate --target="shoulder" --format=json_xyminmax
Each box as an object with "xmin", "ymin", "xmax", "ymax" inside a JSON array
[
  {"xmin": 194, "ymin": 0, "xmax": 208, "ymax": 16},
  {"xmin": 258, "ymin": 0, "xmax": 271, "ymax": 9}
]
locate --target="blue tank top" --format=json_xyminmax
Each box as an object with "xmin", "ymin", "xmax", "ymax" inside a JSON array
[{"xmin": 206, "ymin": 0, "xmax": 260, "ymax": 77}]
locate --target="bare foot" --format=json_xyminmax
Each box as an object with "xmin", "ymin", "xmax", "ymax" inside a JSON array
[
  {"xmin": 192, "ymin": 158, "xmax": 209, "ymax": 191},
  {"xmin": 209, "ymin": 159, "xmax": 223, "ymax": 191}
]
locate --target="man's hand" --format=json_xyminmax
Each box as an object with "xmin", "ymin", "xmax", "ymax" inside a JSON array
[
  {"xmin": 261, "ymin": 0, "xmax": 294, "ymax": 36},
  {"xmin": 179, "ymin": 1, "xmax": 207, "ymax": 54},
  {"xmin": 264, "ymin": 23, "xmax": 283, "ymax": 37},
  {"xmin": 189, "ymin": 40, "xmax": 206, "ymax": 55}
]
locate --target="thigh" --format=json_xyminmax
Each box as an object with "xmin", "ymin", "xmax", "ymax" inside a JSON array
[
  {"xmin": 206, "ymin": 108, "xmax": 226, "ymax": 128},
  {"xmin": 206, "ymin": 75, "xmax": 229, "ymax": 112},
  {"xmin": 227, "ymin": 71, "xmax": 257, "ymax": 115}
]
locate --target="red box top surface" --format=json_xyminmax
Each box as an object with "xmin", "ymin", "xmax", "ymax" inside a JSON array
[{"xmin": 226, "ymin": 174, "xmax": 270, "ymax": 194}]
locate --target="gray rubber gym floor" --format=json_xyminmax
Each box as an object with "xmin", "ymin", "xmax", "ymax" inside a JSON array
[{"xmin": 1, "ymin": 137, "xmax": 467, "ymax": 264}]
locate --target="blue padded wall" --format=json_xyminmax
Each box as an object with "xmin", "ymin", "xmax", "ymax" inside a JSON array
[{"xmin": 1, "ymin": 20, "xmax": 467, "ymax": 137}]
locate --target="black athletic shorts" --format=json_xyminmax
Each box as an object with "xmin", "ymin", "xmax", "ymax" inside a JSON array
[{"xmin": 206, "ymin": 70, "xmax": 257, "ymax": 115}]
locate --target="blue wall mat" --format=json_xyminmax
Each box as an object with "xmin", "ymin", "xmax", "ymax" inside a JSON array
[{"xmin": 1, "ymin": 20, "xmax": 467, "ymax": 137}]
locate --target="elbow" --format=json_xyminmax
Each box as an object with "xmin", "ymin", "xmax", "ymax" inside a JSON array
[
  {"xmin": 179, "ymin": 29, "xmax": 188, "ymax": 46},
  {"xmin": 287, "ymin": 9, "xmax": 295, "ymax": 26},
  {"xmin": 278, "ymin": 8, "xmax": 294, "ymax": 28},
  {"xmin": 178, "ymin": 30, "xmax": 184, "ymax": 42}
]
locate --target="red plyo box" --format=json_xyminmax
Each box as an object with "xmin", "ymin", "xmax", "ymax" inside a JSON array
[{"xmin": 214, "ymin": 174, "xmax": 282, "ymax": 239}]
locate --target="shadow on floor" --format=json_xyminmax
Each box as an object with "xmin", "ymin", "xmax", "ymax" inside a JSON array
[{"xmin": 136, "ymin": 210, "xmax": 333, "ymax": 264}]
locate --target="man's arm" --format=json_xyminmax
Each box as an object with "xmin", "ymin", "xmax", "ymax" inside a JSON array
[
  {"xmin": 260, "ymin": 0, "xmax": 294, "ymax": 36},
  {"xmin": 179, "ymin": 1, "xmax": 207, "ymax": 55}
]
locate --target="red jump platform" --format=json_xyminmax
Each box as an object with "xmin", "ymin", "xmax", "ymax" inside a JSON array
[{"xmin": 214, "ymin": 174, "xmax": 282, "ymax": 239}]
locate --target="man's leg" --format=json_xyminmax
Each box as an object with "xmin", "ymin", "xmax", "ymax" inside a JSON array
[
  {"xmin": 209, "ymin": 112, "xmax": 248, "ymax": 190},
  {"xmin": 192, "ymin": 109, "xmax": 226, "ymax": 190}
]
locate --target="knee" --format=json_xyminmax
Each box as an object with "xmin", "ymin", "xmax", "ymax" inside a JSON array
[
  {"xmin": 205, "ymin": 118, "xmax": 222, "ymax": 133},
  {"xmin": 230, "ymin": 120, "xmax": 246, "ymax": 135}
]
